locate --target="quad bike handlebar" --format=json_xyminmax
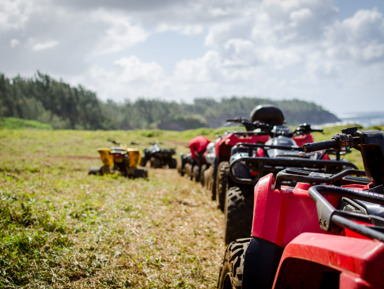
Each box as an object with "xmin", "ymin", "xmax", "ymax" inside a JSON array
[
  {"xmin": 303, "ymin": 139, "xmax": 338, "ymax": 152},
  {"xmin": 277, "ymin": 126, "xmax": 384, "ymax": 241},
  {"xmin": 225, "ymin": 117, "xmax": 323, "ymax": 137},
  {"xmin": 294, "ymin": 123, "xmax": 323, "ymax": 134},
  {"xmin": 108, "ymin": 138, "xmax": 121, "ymax": 145},
  {"xmin": 226, "ymin": 117, "xmax": 256, "ymax": 132},
  {"xmin": 107, "ymin": 138, "xmax": 139, "ymax": 146},
  {"xmin": 304, "ymin": 127, "xmax": 384, "ymax": 186}
]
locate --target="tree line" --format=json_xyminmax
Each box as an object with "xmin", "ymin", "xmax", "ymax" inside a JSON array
[{"xmin": 0, "ymin": 72, "xmax": 339, "ymax": 130}]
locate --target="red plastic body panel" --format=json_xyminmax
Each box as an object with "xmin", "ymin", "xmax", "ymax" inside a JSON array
[
  {"xmin": 273, "ymin": 233, "xmax": 384, "ymax": 289},
  {"xmin": 251, "ymin": 174, "xmax": 339, "ymax": 247},
  {"xmin": 215, "ymin": 133, "xmax": 269, "ymax": 162},
  {"xmin": 293, "ymin": 134, "xmax": 314, "ymax": 146}
]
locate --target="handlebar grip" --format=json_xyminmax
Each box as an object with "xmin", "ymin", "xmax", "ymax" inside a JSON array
[
  {"xmin": 312, "ymin": 129, "xmax": 323, "ymax": 133},
  {"xmin": 226, "ymin": 119, "xmax": 241, "ymax": 123},
  {"xmin": 303, "ymin": 139, "xmax": 337, "ymax": 152}
]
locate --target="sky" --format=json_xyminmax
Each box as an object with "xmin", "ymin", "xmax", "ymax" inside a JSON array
[{"xmin": 1, "ymin": 0, "xmax": 384, "ymax": 116}]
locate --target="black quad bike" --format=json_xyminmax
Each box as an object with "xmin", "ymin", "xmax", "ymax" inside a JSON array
[
  {"xmin": 223, "ymin": 123, "xmax": 357, "ymax": 244},
  {"xmin": 178, "ymin": 151, "xmax": 196, "ymax": 180},
  {"xmin": 218, "ymin": 127, "xmax": 384, "ymax": 289},
  {"xmin": 140, "ymin": 142, "xmax": 177, "ymax": 169}
]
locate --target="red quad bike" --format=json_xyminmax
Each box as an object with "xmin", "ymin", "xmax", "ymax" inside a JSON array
[
  {"xmin": 209, "ymin": 105, "xmax": 284, "ymax": 211},
  {"xmin": 218, "ymin": 127, "xmax": 384, "ymax": 289},
  {"xmin": 223, "ymin": 122, "xmax": 358, "ymax": 244}
]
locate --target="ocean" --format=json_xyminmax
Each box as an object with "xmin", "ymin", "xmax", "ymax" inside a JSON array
[{"xmin": 329, "ymin": 111, "xmax": 384, "ymax": 128}]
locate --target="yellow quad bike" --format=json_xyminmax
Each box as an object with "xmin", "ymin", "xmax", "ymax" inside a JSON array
[{"xmin": 89, "ymin": 140, "xmax": 148, "ymax": 178}]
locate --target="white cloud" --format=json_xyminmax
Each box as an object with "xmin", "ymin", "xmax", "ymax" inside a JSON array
[
  {"xmin": 155, "ymin": 24, "xmax": 204, "ymax": 35},
  {"xmin": 114, "ymin": 56, "xmax": 165, "ymax": 83},
  {"xmin": 324, "ymin": 9, "xmax": 384, "ymax": 63},
  {"xmin": 76, "ymin": 56, "xmax": 167, "ymax": 102},
  {"xmin": 0, "ymin": 0, "xmax": 37, "ymax": 31},
  {"xmin": 90, "ymin": 9, "xmax": 149, "ymax": 55},
  {"xmin": 32, "ymin": 40, "xmax": 59, "ymax": 51},
  {"xmin": 173, "ymin": 51, "xmax": 222, "ymax": 82},
  {"xmin": 10, "ymin": 39, "xmax": 20, "ymax": 47}
]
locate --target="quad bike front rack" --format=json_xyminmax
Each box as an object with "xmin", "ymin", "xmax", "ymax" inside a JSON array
[{"xmin": 229, "ymin": 143, "xmax": 358, "ymax": 186}]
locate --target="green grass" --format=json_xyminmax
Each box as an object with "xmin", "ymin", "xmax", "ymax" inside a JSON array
[
  {"xmin": 0, "ymin": 128, "xmax": 225, "ymax": 288},
  {"xmin": 0, "ymin": 123, "xmax": 381, "ymax": 288},
  {"xmin": 0, "ymin": 117, "xmax": 53, "ymax": 130}
]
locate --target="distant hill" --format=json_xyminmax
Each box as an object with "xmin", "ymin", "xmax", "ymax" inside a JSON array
[{"xmin": 0, "ymin": 72, "xmax": 339, "ymax": 130}]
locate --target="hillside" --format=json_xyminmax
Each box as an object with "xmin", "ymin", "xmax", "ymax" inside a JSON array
[{"xmin": 0, "ymin": 72, "xmax": 339, "ymax": 130}]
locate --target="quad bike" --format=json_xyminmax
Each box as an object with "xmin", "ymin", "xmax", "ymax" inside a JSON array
[
  {"xmin": 88, "ymin": 139, "xmax": 148, "ymax": 178},
  {"xmin": 200, "ymin": 141, "xmax": 216, "ymax": 188},
  {"xmin": 179, "ymin": 136, "xmax": 212, "ymax": 182},
  {"xmin": 222, "ymin": 122, "xmax": 358, "ymax": 243},
  {"xmin": 140, "ymin": 142, "xmax": 177, "ymax": 169},
  {"xmin": 209, "ymin": 105, "xmax": 282, "ymax": 210},
  {"xmin": 178, "ymin": 150, "xmax": 191, "ymax": 176},
  {"xmin": 179, "ymin": 150, "xmax": 209, "ymax": 182},
  {"xmin": 218, "ymin": 127, "xmax": 384, "ymax": 289}
]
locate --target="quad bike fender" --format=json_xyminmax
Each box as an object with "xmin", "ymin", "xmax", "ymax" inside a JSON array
[
  {"xmin": 251, "ymin": 173, "xmax": 339, "ymax": 247},
  {"xmin": 97, "ymin": 148, "xmax": 113, "ymax": 167},
  {"xmin": 224, "ymin": 133, "xmax": 269, "ymax": 147},
  {"xmin": 215, "ymin": 133, "xmax": 269, "ymax": 162},
  {"xmin": 292, "ymin": 133, "xmax": 313, "ymax": 147},
  {"xmin": 126, "ymin": 149, "xmax": 141, "ymax": 167},
  {"xmin": 273, "ymin": 233, "xmax": 384, "ymax": 289},
  {"xmin": 242, "ymin": 237, "xmax": 284, "ymax": 289}
]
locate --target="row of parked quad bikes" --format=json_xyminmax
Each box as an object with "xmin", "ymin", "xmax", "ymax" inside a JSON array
[
  {"xmin": 179, "ymin": 105, "xmax": 384, "ymax": 289},
  {"xmin": 88, "ymin": 140, "xmax": 178, "ymax": 178}
]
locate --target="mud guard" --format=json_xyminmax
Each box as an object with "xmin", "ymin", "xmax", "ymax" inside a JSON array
[{"xmin": 242, "ymin": 237, "xmax": 283, "ymax": 289}]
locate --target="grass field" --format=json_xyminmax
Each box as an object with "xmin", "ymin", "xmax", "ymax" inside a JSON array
[
  {"xmin": 0, "ymin": 129, "xmax": 227, "ymax": 288},
  {"xmin": 0, "ymin": 124, "xmax": 380, "ymax": 288}
]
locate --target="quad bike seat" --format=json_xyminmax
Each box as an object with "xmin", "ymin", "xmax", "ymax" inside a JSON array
[{"xmin": 250, "ymin": 104, "xmax": 285, "ymax": 125}]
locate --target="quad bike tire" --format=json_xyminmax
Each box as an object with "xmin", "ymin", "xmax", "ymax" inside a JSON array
[
  {"xmin": 150, "ymin": 157, "xmax": 162, "ymax": 168},
  {"xmin": 217, "ymin": 238, "xmax": 249, "ymax": 289},
  {"xmin": 179, "ymin": 155, "xmax": 188, "ymax": 176},
  {"xmin": 133, "ymin": 168, "xmax": 148, "ymax": 179},
  {"xmin": 199, "ymin": 164, "xmax": 207, "ymax": 186},
  {"xmin": 204, "ymin": 166, "xmax": 213, "ymax": 191},
  {"xmin": 100, "ymin": 165, "xmax": 111, "ymax": 175},
  {"xmin": 218, "ymin": 237, "xmax": 283, "ymax": 289},
  {"xmin": 184, "ymin": 163, "xmax": 192, "ymax": 179},
  {"xmin": 140, "ymin": 158, "xmax": 147, "ymax": 167},
  {"xmin": 210, "ymin": 166, "xmax": 217, "ymax": 201},
  {"xmin": 224, "ymin": 186, "xmax": 254, "ymax": 244},
  {"xmin": 88, "ymin": 165, "xmax": 110, "ymax": 176},
  {"xmin": 168, "ymin": 158, "xmax": 177, "ymax": 169},
  {"xmin": 193, "ymin": 165, "xmax": 200, "ymax": 182},
  {"xmin": 88, "ymin": 167, "xmax": 100, "ymax": 175},
  {"xmin": 216, "ymin": 161, "xmax": 229, "ymax": 212}
]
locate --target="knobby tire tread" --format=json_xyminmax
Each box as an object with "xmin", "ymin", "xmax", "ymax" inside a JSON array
[
  {"xmin": 217, "ymin": 238, "xmax": 250, "ymax": 289},
  {"xmin": 225, "ymin": 186, "xmax": 254, "ymax": 244}
]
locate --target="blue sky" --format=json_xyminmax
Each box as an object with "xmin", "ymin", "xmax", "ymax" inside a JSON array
[{"xmin": 1, "ymin": 0, "xmax": 384, "ymax": 116}]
